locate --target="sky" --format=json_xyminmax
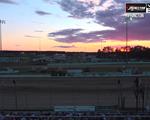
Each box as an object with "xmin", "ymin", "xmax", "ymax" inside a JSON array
[{"xmin": 0, "ymin": 0, "xmax": 150, "ymax": 52}]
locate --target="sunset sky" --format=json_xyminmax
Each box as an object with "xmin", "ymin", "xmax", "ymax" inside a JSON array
[{"xmin": 0, "ymin": 0, "xmax": 150, "ymax": 52}]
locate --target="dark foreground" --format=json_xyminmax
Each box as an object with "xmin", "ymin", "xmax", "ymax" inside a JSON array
[{"xmin": 0, "ymin": 111, "xmax": 150, "ymax": 120}]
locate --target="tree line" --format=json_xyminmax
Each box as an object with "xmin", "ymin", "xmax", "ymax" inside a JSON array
[{"xmin": 97, "ymin": 46, "xmax": 150, "ymax": 60}]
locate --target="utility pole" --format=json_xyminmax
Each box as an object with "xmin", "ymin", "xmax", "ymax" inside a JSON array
[
  {"xmin": 125, "ymin": 17, "xmax": 129, "ymax": 64},
  {"xmin": 0, "ymin": 19, "xmax": 6, "ymax": 51}
]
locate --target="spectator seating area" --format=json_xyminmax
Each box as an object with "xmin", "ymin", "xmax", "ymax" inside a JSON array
[{"xmin": 0, "ymin": 111, "xmax": 150, "ymax": 120}]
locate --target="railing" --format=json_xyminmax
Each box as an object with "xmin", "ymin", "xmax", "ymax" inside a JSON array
[
  {"xmin": 0, "ymin": 72, "xmax": 150, "ymax": 77},
  {"xmin": 2, "ymin": 115, "xmax": 150, "ymax": 119}
]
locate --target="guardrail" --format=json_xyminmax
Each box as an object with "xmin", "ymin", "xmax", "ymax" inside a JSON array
[
  {"xmin": 0, "ymin": 72, "xmax": 150, "ymax": 78},
  {"xmin": 2, "ymin": 115, "xmax": 150, "ymax": 119}
]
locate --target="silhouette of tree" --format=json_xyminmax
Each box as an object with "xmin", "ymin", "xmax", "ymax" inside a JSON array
[
  {"xmin": 97, "ymin": 45, "xmax": 150, "ymax": 60},
  {"xmin": 103, "ymin": 46, "xmax": 114, "ymax": 53}
]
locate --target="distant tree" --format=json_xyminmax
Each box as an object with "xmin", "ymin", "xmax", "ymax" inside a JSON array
[
  {"xmin": 130, "ymin": 46, "xmax": 146, "ymax": 52},
  {"xmin": 97, "ymin": 49, "xmax": 101, "ymax": 53},
  {"xmin": 97, "ymin": 45, "xmax": 150, "ymax": 60},
  {"xmin": 103, "ymin": 46, "xmax": 114, "ymax": 53},
  {"xmin": 115, "ymin": 48, "xmax": 121, "ymax": 53}
]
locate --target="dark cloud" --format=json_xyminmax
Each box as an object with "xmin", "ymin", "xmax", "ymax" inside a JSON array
[
  {"xmin": 53, "ymin": 34, "xmax": 103, "ymax": 43},
  {"xmin": 35, "ymin": 10, "xmax": 51, "ymax": 16},
  {"xmin": 48, "ymin": 14, "xmax": 150, "ymax": 43},
  {"xmin": 126, "ymin": 15, "xmax": 150, "ymax": 40},
  {"xmin": 115, "ymin": 0, "xmax": 150, "ymax": 3},
  {"xmin": 49, "ymin": 29, "xmax": 82, "ymax": 36},
  {"xmin": 95, "ymin": 9, "xmax": 123, "ymax": 27},
  {"xmin": 88, "ymin": 15, "xmax": 150, "ymax": 41},
  {"xmin": 54, "ymin": 45, "xmax": 76, "ymax": 48},
  {"xmin": 43, "ymin": 0, "xmax": 50, "ymax": 2},
  {"xmin": 48, "ymin": 28, "xmax": 105, "ymax": 43},
  {"xmin": 43, "ymin": 0, "xmax": 56, "ymax": 4},
  {"xmin": 24, "ymin": 35, "xmax": 41, "ymax": 38},
  {"xmin": 57, "ymin": 0, "xmax": 93, "ymax": 19},
  {"xmin": 57, "ymin": 0, "xmax": 123, "ymax": 24},
  {"xmin": 47, "ymin": 0, "xmax": 150, "ymax": 43},
  {"xmin": 56, "ymin": 0, "xmax": 150, "ymax": 28},
  {"xmin": 0, "ymin": 0, "xmax": 17, "ymax": 4}
]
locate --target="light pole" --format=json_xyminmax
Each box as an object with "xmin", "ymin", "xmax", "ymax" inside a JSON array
[
  {"xmin": 101, "ymin": 40, "xmax": 103, "ymax": 51},
  {"xmin": 13, "ymin": 80, "xmax": 18, "ymax": 110},
  {"xmin": 97, "ymin": 35, "xmax": 103, "ymax": 51},
  {"xmin": 39, "ymin": 38, "xmax": 41, "ymax": 51},
  {"xmin": 125, "ymin": 16, "xmax": 129, "ymax": 64},
  {"xmin": 0, "ymin": 20, "xmax": 6, "ymax": 51}
]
